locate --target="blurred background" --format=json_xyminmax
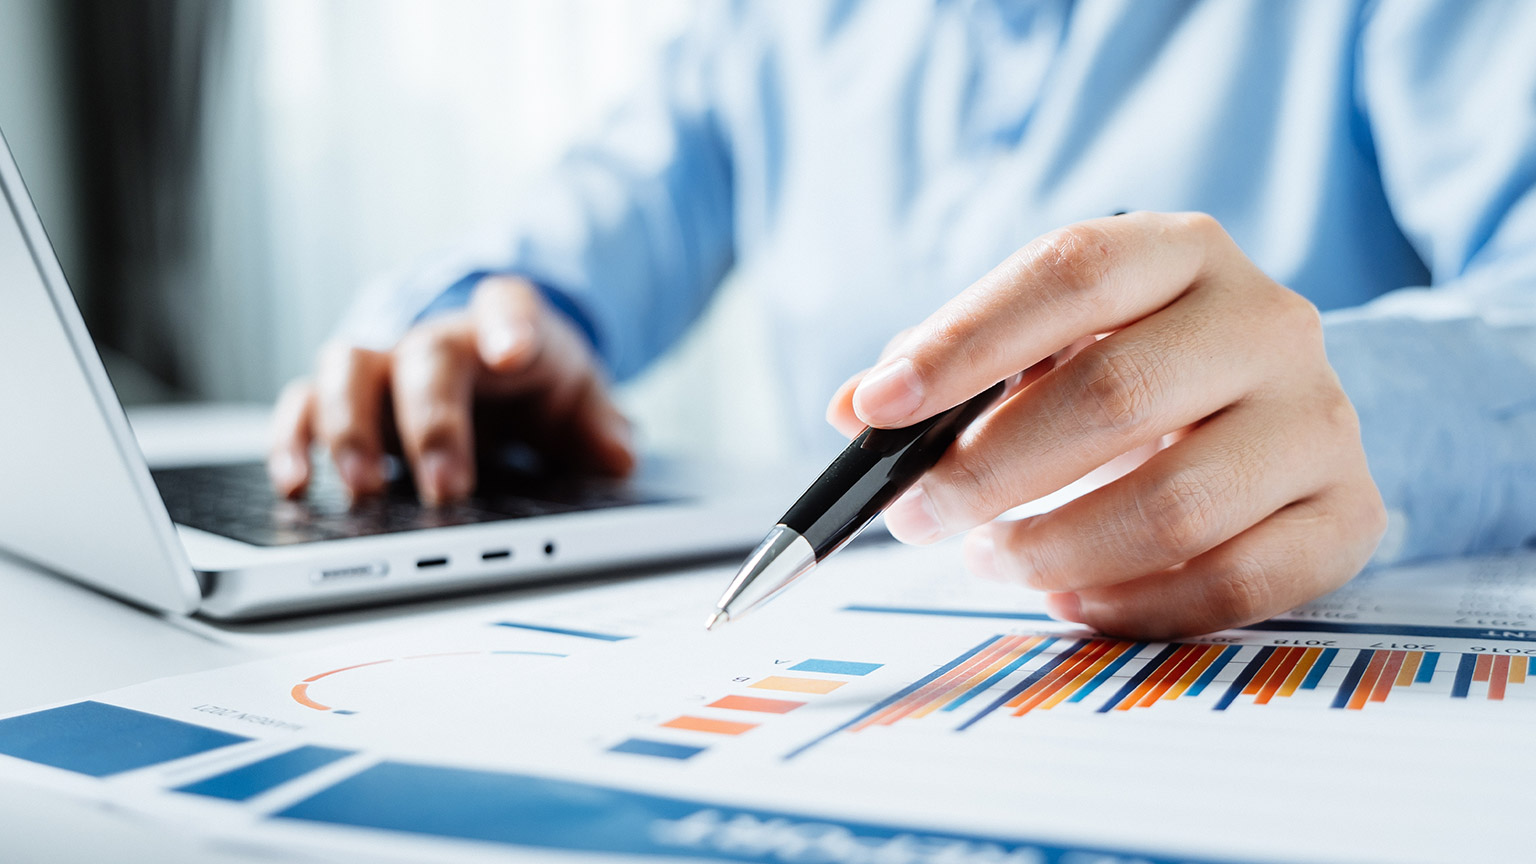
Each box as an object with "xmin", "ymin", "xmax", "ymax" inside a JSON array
[{"xmin": 0, "ymin": 0, "xmax": 791, "ymax": 461}]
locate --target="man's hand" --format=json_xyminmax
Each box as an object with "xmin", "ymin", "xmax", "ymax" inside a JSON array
[
  {"xmin": 268, "ymin": 276, "xmax": 634, "ymax": 505},
  {"xmin": 827, "ymin": 212, "xmax": 1387, "ymax": 639}
]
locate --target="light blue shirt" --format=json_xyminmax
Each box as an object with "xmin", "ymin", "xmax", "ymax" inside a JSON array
[{"xmin": 342, "ymin": 0, "xmax": 1536, "ymax": 567}]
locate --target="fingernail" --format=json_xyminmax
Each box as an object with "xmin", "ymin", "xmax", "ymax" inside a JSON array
[
  {"xmin": 963, "ymin": 529, "xmax": 999, "ymax": 581},
  {"xmin": 884, "ymin": 483, "xmax": 943, "ymax": 544},
  {"xmin": 853, "ymin": 358, "xmax": 924, "ymax": 426},
  {"xmin": 336, "ymin": 449, "xmax": 383, "ymax": 495},
  {"xmin": 1043, "ymin": 592, "xmax": 1083, "ymax": 623},
  {"xmin": 268, "ymin": 448, "xmax": 303, "ymax": 492},
  {"xmin": 420, "ymin": 449, "xmax": 468, "ymax": 504},
  {"xmin": 484, "ymin": 320, "xmax": 535, "ymax": 365}
]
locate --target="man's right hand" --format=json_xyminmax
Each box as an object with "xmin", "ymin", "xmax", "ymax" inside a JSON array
[{"xmin": 267, "ymin": 276, "xmax": 635, "ymax": 505}]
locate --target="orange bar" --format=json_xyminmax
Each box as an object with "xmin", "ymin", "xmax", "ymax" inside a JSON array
[
  {"xmin": 1255, "ymin": 647, "xmax": 1307, "ymax": 705},
  {"xmin": 1513, "ymin": 656, "xmax": 1529, "ymax": 684},
  {"xmin": 1277, "ymin": 647, "xmax": 1323, "ymax": 699},
  {"xmin": 1139, "ymin": 644, "xmax": 1208, "ymax": 707},
  {"xmin": 1473, "ymin": 654, "xmax": 1493, "ymax": 682},
  {"xmin": 1114, "ymin": 645, "xmax": 1196, "ymax": 712},
  {"xmin": 661, "ymin": 715, "xmax": 758, "ymax": 735},
  {"xmin": 1012, "ymin": 641, "xmax": 1116, "ymax": 715},
  {"xmin": 1368, "ymin": 651, "xmax": 1407, "ymax": 702},
  {"xmin": 1394, "ymin": 651, "xmax": 1422, "ymax": 688},
  {"xmin": 1002, "ymin": 639, "xmax": 1097, "ymax": 709},
  {"xmin": 709, "ymin": 694, "xmax": 804, "ymax": 714},
  {"xmin": 303, "ymin": 659, "xmax": 393, "ymax": 682},
  {"xmin": 1242, "ymin": 647, "xmax": 1296, "ymax": 696},
  {"xmin": 751, "ymin": 676, "xmax": 845, "ymax": 695},
  {"xmin": 1043, "ymin": 642, "xmax": 1134, "ymax": 710},
  {"xmin": 1489, "ymin": 655, "xmax": 1511, "ymax": 701},
  {"xmin": 857, "ymin": 636, "xmax": 1018, "ymax": 729},
  {"xmin": 290, "ymin": 683, "xmax": 331, "ymax": 711},
  {"xmin": 913, "ymin": 637, "xmax": 1039, "ymax": 718},
  {"xmin": 1165, "ymin": 645, "xmax": 1224, "ymax": 701},
  {"xmin": 1346, "ymin": 650, "xmax": 1390, "ymax": 710}
]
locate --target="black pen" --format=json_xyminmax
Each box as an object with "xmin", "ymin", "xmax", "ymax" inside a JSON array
[{"xmin": 705, "ymin": 380, "xmax": 1007, "ymax": 629}]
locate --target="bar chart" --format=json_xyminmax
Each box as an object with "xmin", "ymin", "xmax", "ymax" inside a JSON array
[{"xmin": 608, "ymin": 658, "xmax": 884, "ymax": 761}]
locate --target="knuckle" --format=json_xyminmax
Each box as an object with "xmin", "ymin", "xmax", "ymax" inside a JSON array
[
  {"xmin": 939, "ymin": 451, "xmax": 1011, "ymax": 522},
  {"xmin": 1201, "ymin": 553, "xmax": 1273, "ymax": 627},
  {"xmin": 1174, "ymin": 210, "xmax": 1224, "ymax": 241},
  {"xmin": 1032, "ymin": 224, "xmax": 1116, "ymax": 301},
  {"xmin": 1141, "ymin": 471, "xmax": 1223, "ymax": 556},
  {"xmin": 1072, "ymin": 347, "xmax": 1157, "ymax": 434}
]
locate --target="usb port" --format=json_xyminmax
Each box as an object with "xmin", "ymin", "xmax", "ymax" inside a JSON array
[
  {"xmin": 481, "ymin": 549, "xmax": 511, "ymax": 561},
  {"xmin": 415, "ymin": 556, "xmax": 449, "ymax": 569}
]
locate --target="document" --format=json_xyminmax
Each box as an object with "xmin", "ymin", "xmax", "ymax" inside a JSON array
[{"xmin": 1, "ymin": 541, "xmax": 1532, "ymax": 864}]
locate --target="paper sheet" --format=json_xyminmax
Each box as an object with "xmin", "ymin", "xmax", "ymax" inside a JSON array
[{"xmin": 2, "ymin": 541, "xmax": 1533, "ymax": 864}]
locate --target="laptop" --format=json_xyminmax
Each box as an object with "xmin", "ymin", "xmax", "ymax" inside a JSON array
[{"xmin": 0, "ymin": 128, "xmax": 787, "ymax": 619}]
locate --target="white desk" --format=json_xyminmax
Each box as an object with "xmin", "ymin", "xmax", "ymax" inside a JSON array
[{"xmin": 0, "ymin": 404, "xmax": 711, "ymax": 863}]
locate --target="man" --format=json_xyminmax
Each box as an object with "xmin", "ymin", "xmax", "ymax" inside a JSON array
[{"xmin": 267, "ymin": 1, "xmax": 1536, "ymax": 638}]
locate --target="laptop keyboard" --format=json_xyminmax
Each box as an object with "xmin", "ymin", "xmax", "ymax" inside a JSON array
[{"xmin": 152, "ymin": 461, "xmax": 669, "ymax": 547}]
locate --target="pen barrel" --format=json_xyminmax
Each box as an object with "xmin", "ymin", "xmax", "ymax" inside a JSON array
[{"xmin": 782, "ymin": 381, "xmax": 1006, "ymax": 558}]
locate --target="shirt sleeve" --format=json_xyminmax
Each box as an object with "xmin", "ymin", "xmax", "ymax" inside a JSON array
[
  {"xmin": 1324, "ymin": 0, "xmax": 1536, "ymax": 565},
  {"xmin": 333, "ymin": 14, "xmax": 737, "ymax": 382}
]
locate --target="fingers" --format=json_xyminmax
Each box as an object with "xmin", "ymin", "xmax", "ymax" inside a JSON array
[
  {"xmin": 268, "ymin": 378, "xmax": 317, "ymax": 498},
  {"xmin": 882, "ymin": 285, "xmax": 1290, "ymax": 542},
  {"xmin": 391, "ymin": 319, "xmax": 478, "ymax": 505},
  {"xmin": 825, "ymin": 369, "xmax": 869, "ymax": 438},
  {"xmin": 1032, "ymin": 489, "xmax": 1386, "ymax": 640},
  {"xmin": 312, "ymin": 343, "xmax": 393, "ymax": 499},
  {"xmin": 853, "ymin": 211, "xmax": 1229, "ymax": 428},
  {"xmin": 967, "ymin": 392, "xmax": 1341, "ymax": 592}
]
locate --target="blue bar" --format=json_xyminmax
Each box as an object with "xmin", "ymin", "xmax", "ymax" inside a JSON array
[
  {"xmin": 494, "ymin": 622, "xmax": 631, "ymax": 641},
  {"xmin": 608, "ymin": 739, "xmax": 705, "ymax": 760},
  {"xmin": 276, "ymin": 761, "xmax": 1238, "ymax": 863},
  {"xmin": 0, "ymin": 701, "xmax": 249, "ymax": 778},
  {"xmin": 176, "ymin": 746, "xmax": 354, "ymax": 801},
  {"xmin": 1416, "ymin": 652, "xmax": 1440, "ymax": 684},
  {"xmin": 1187, "ymin": 645, "xmax": 1240, "ymax": 697},
  {"xmin": 1096, "ymin": 643, "xmax": 1183, "ymax": 714},
  {"xmin": 1068, "ymin": 642, "xmax": 1146, "ymax": 702},
  {"xmin": 1329, "ymin": 650, "xmax": 1376, "ymax": 709},
  {"xmin": 1451, "ymin": 653, "xmax": 1477, "ymax": 699},
  {"xmin": 1299, "ymin": 648, "xmax": 1338, "ymax": 690},
  {"xmin": 789, "ymin": 659, "xmax": 882, "ymax": 676},
  {"xmin": 1214, "ymin": 647, "xmax": 1276, "ymax": 711},
  {"xmin": 841, "ymin": 605, "xmax": 1536, "ymax": 642},
  {"xmin": 785, "ymin": 635, "xmax": 1004, "ymax": 759},
  {"xmin": 942, "ymin": 638, "xmax": 1057, "ymax": 712}
]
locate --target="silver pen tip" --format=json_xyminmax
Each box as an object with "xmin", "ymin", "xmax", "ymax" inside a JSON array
[{"xmin": 704, "ymin": 610, "xmax": 728, "ymax": 631}]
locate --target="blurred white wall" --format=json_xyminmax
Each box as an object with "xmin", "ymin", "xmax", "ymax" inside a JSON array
[{"xmin": 196, "ymin": 0, "xmax": 790, "ymax": 461}]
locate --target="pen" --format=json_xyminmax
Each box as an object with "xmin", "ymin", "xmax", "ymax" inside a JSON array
[{"xmin": 705, "ymin": 380, "xmax": 1008, "ymax": 629}]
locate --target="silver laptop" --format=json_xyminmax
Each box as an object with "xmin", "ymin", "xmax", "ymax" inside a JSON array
[{"xmin": 0, "ymin": 128, "xmax": 785, "ymax": 619}]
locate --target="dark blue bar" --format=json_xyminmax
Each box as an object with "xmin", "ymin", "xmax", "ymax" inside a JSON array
[
  {"xmin": 494, "ymin": 621, "xmax": 631, "ymax": 641},
  {"xmin": 1416, "ymin": 652, "xmax": 1440, "ymax": 684},
  {"xmin": 1068, "ymin": 642, "xmax": 1146, "ymax": 702},
  {"xmin": 788, "ymin": 659, "xmax": 882, "ymax": 676},
  {"xmin": 176, "ymin": 746, "xmax": 354, "ymax": 801},
  {"xmin": 1214, "ymin": 647, "xmax": 1277, "ymax": 711},
  {"xmin": 942, "ymin": 638, "xmax": 1057, "ymax": 713},
  {"xmin": 1329, "ymin": 650, "xmax": 1376, "ymax": 709},
  {"xmin": 609, "ymin": 739, "xmax": 705, "ymax": 760},
  {"xmin": 1187, "ymin": 645, "xmax": 1240, "ymax": 697},
  {"xmin": 841, "ymin": 605, "xmax": 1536, "ymax": 642},
  {"xmin": 0, "ymin": 701, "xmax": 249, "ymax": 778},
  {"xmin": 784, "ymin": 635, "xmax": 1004, "ymax": 759},
  {"xmin": 960, "ymin": 639, "xmax": 1095, "ymax": 730},
  {"xmin": 1300, "ymin": 647, "xmax": 1338, "ymax": 690},
  {"xmin": 1451, "ymin": 653, "xmax": 1477, "ymax": 699},
  {"xmin": 276, "ymin": 761, "xmax": 1248, "ymax": 863},
  {"xmin": 1095, "ymin": 644, "xmax": 1182, "ymax": 714}
]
